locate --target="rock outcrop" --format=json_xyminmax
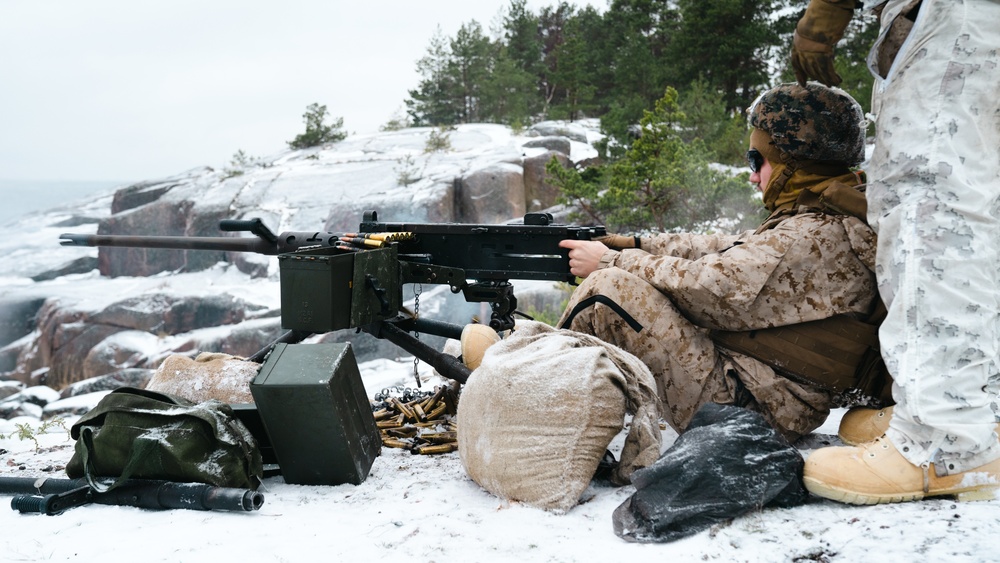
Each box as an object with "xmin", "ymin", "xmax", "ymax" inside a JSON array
[{"xmin": 0, "ymin": 121, "xmax": 599, "ymax": 402}]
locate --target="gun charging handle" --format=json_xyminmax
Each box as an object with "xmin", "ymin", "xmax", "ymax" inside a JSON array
[{"xmin": 219, "ymin": 218, "xmax": 278, "ymax": 244}]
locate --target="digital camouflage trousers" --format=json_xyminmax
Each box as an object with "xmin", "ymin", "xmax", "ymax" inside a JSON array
[{"xmin": 557, "ymin": 268, "xmax": 834, "ymax": 442}]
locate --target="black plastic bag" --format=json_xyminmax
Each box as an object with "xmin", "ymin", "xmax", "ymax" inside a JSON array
[{"xmin": 613, "ymin": 403, "xmax": 807, "ymax": 543}]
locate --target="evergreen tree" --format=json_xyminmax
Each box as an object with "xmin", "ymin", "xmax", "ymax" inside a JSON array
[
  {"xmin": 668, "ymin": 0, "xmax": 787, "ymax": 113},
  {"xmin": 406, "ymin": 28, "xmax": 461, "ymax": 126},
  {"xmin": 548, "ymin": 15, "xmax": 596, "ymax": 120},
  {"xmin": 536, "ymin": 2, "xmax": 578, "ymax": 113},
  {"xmin": 449, "ymin": 21, "xmax": 493, "ymax": 123},
  {"xmin": 287, "ymin": 103, "xmax": 346, "ymax": 149},
  {"xmin": 504, "ymin": 0, "xmax": 545, "ymax": 84},
  {"xmin": 831, "ymin": 11, "xmax": 879, "ymax": 118},
  {"xmin": 590, "ymin": 0, "xmax": 680, "ymax": 153},
  {"xmin": 480, "ymin": 46, "xmax": 538, "ymax": 125},
  {"xmin": 500, "ymin": 0, "xmax": 547, "ymax": 120},
  {"xmin": 678, "ymin": 77, "xmax": 750, "ymax": 165}
]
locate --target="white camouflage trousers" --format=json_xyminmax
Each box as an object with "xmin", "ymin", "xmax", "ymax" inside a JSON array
[{"xmin": 867, "ymin": 0, "xmax": 1000, "ymax": 473}]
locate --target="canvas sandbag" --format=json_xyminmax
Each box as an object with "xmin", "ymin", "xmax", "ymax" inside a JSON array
[
  {"xmin": 613, "ymin": 403, "xmax": 807, "ymax": 543},
  {"xmin": 146, "ymin": 352, "xmax": 259, "ymax": 404},
  {"xmin": 457, "ymin": 321, "xmax": 661, "ymax": 513},
  {"xmin": 66, "ymin": 387, "xmax": 263, "ymax": 492}
]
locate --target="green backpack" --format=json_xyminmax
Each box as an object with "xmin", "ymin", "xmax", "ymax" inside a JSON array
[{"xmin": 66, "ymin": 387, "xmax": 263, "ymax": 492}]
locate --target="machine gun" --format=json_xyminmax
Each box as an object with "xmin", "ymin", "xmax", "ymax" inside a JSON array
[{"xmin": 60, "ymin": 210, "xmax": 605, "ymax": 384}]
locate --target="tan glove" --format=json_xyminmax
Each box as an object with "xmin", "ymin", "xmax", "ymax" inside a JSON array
[
  {"xmin": 791, "ymin": 0, "xmax": 856, "ymax": 87},
  {"xmin": 594, "ymin": 234, "xmax": 641, "ymax": 250}
]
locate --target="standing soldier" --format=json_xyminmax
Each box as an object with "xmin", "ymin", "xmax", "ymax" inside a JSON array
[
  {"xmin": 792, "ymin": 0, "xmax": 1000, "ymax": 503},
  {"xmin": 554, "ymin": 83, "xmax": 885, "ymax": 444}
]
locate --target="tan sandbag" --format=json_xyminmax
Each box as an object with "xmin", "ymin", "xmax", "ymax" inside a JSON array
[
  {"xmin": 457, "ymin": 321, "xmax": 661, "ymax": 513},
  {"xmin": 145, "ymin": 352, "xmax": 259, "ymax": 404}
]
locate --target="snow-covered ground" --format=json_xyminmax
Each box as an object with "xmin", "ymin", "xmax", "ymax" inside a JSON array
[{"xmin": 2, "ymin": 358, "xmax": 998, "ymax": 563}]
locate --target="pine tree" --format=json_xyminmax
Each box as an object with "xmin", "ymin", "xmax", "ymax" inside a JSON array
[
  {"xmin": 449, "ymin": 21, "xmax": 493, "ymax": 123},
  {"xmin": 548, "ymin": 14, "xmax": 596, "ymax": 121},
  {"xmin": 406, "ymin": 28, "xmax": 461, "ymax": 126},
  {"xmin": 668, "ymin": 0, "xmax": 787, "ymax": 112},
  {"xmin": 287, "ymin": 103, "xmax": 346, "ymax": 149},
  {"xmin": 480, "ymin": 48, "xmax": 538, "ymax": 126}
]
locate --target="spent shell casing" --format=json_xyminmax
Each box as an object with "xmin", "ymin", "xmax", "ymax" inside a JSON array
[
  {"xmin": 412, "ymin": 404, "xmax": 427, "ymax": 422},
  {"xmin": 418, "ymin": 432, "xmax": 457, "ymax": 444},
  {"xmin": 426, "ymin": 403, "xmax": 447, "ymax": 420},
  {"xmin": 413, "ymin": 443, "xmax": 458, "ymax": 455},
  {"xmin": 382, "ymin": 438, "xmax": 413, "ymax": 449},
  {"xmin": 386, "ymin": 426, "xmax": 419, "ymax": 438},
  {"xmin": 390, "ymin": 397, "xmax": 417, "ymax": 421}
]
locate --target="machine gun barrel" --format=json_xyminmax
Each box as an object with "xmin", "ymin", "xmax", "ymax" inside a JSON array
[
  {"xmin": 58, "ymin": 233, "xmax": 278, "ymax": 254},
  {"xmin": 1, "ymin": 476, "xmax": 263, "ymax": 514},
  {"xmin": 59, "ymin": 217, "xmax": 357, "ymax": 256}
]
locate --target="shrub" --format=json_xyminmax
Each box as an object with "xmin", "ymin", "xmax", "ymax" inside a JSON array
[{"xmin": 424, "ymin": 126, "xmax": 452, "ymax": 153}]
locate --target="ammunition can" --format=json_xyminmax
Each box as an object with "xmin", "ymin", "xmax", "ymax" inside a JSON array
[
  {"xmin": 250, "ymin": 343, "xmax": 381, "ymax": 486},
  {"xmin": 278, "ymin": 245, "xmax": 401, "ymax": 332}
]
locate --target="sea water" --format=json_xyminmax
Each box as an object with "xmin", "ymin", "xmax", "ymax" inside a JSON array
[{"xmin": 0, "ymin": 179, "xmax": 125, "ymax": 226}]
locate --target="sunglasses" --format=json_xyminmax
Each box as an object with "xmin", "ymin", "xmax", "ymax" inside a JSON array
[{"xmin": 746, "ymin": 149, "xmax": 764, "ymax": 173}]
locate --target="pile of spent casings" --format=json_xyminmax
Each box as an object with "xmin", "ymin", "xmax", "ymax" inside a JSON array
[{"xmin": 371, "ymin": 384, "xmax": 459, "ymax": 455}]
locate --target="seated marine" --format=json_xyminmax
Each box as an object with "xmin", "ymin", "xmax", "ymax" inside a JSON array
[{"xmin": 550, "ymin": 82, "xmax": 886, "ymax": 442}]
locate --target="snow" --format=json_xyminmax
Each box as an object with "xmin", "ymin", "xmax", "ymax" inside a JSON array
[
  {"xmin": 1, "ymin": 121, "xmax": 998, "ymax": 561},
  {"xmin": 3, "ymin": 363, "xmax": 1000, "ymax": 562}
]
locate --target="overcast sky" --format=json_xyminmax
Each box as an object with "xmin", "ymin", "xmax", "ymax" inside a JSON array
[{"xmin": 0, "ymin": 1, "xmax": 602, "ymax": 184}]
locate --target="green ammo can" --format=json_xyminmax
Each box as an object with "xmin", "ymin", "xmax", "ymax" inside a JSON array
[
  {"xmin": 250, "ymin": 342, "xmax": 381, "ymax": 486},
  {"xmin": 278, "ymin": 245, "xmax": 400, "ymax": 333}
]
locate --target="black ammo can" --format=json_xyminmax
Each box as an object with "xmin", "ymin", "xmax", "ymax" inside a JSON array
[{"xmin": 250, "ymin": 342, "xmax": 381, "ymax": 485}]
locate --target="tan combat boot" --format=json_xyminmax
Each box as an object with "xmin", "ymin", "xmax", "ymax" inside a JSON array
[
  {"xmin": 839, "ymin": 406, "xmax": 1000, "ymax": 446},
  {"xmin": 838, "ymin": 406, "xmax": 893, "ymax": 446},
  {"xmin": 460, "ymin": 324, "xmax": 501, "ymax": 370},
  {"xmin": 803, "ymin": 436, "xmax": 1000, "ymax": 505}
]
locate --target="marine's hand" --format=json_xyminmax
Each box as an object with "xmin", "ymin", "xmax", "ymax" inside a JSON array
[
  {"xmin": 791, "ymin": 0, "xmax": 855, "ymax": 86},
  {"xmin": 594, "ymin": 234, "xmax": 639, "ymax": 250},
  {"xmin": 791, "ymin": 35, "xmax": 841, "ymax": 87},
  {"xmin": 559, "ymin": 239, "xmax": 609, "ymax": 278}
]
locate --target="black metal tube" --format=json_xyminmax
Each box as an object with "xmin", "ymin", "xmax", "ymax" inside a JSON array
[
  {"xmin": 0, "ymin": 476, "xmax": 263, "ymax": 513},
  {"xmin": 393, "ymin": 318, "xmax": 465, "ymax": 341},
  {"xmin": 59, "ymin": 233, "xmax": 276, "ymax": 255},
  {"xmin": 366, "ymin": 321, "xmax": 471, "ymax": 384}
]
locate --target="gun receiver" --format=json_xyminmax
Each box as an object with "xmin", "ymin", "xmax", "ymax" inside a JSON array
[{"xmin": 59, "ymin": 210, "xmax": 606, "ymax": 384}]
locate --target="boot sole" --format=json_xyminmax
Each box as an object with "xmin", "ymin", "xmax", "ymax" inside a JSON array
[{"xmin": 804, "ymin": 476, "xmax": 1000, "ymax": 505}]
